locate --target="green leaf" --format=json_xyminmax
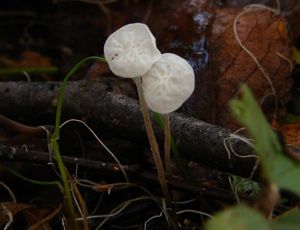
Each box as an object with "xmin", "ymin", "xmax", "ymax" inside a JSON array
[
  {"xmin": 280, "ymin": 113, "xmax": 300, "ymax": 124},
  {"xmin": 273, "ymin": 209, "xmax": 300, "ymax": 230},
  {"xmin": 50, "ymin": 56, "xmax": 106, "ymax": 228},
  {"xmin": 229, "ymin": 85, "xmax": 300, "ymax": 196},
  {"xmin": 206, "ymin": 205, "xmax": 269, "ymax": 230},
  {"xmin": 293, "ymin": 47, "xmax": 300, "ymax": 65},
  {"xmin": 229, "ymin": 175, "xmax": 260, "ymax": 197},
  {"xmin": 0, "ymin": 66, "xmax": 58, "ymax": 75}
]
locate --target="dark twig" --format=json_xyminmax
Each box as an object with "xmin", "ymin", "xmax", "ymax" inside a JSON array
[
  {"xmin": 0, "ymin": 114, "xmax": 45, "ymax": 136},
  {"xmin": 28, "ymin": 204, "xmax": 63, "ymax": 230},
  {"xmin": 139, "ymin": 170, "xmax": 251, "ymax": 203},
  {"xmin": 0, "ymin": 144, "xmax": 248, "ymax": 204},
  {"xmin": 0, "ymin": 144, "xmax": 139, "ymax": 174}
]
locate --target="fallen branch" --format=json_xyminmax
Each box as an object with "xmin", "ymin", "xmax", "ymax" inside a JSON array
[
  {"xmin": 0, "ymin": 143, "xmax": 248, "ymax": 204},
  {"xmin": 0, "ymin": 80, "xmax": 257, "ymax": 178},
  {"xmin": 0, "ymin": 144, "xmax": 139, "ymax": 174}
]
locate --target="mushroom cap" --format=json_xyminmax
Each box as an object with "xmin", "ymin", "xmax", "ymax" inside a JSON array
[
  {"xmin": 104, "ymin": 23, "xmax": 161, "ymax": 78},
  {"xmin": 142, "ymin": 53, "xmax": 195, "ymax": 114}
]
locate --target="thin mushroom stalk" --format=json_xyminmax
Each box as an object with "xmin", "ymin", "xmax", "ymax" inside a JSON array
[
  {"xmin": 163, "ymin": 114, "xmax": 172, "ymax": 176},
  {"xmin": 133, "ymin": 77, "xmax": 171, "ymax": 203},
  {"xmin": 103, "ymin": 24, "xmax": 194, "ymax": 228},
  {"xmin": 103, "ymin": 23, "xmax": 171, "ymax": 201},
  {"xmin": 142, "ymin": 53, "xmax": 195, "ymax": 177}
]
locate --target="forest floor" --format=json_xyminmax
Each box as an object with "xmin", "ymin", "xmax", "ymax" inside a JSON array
[{"xmin": 0, "ymin": 1, "xmax": 300, "ymax": 229}]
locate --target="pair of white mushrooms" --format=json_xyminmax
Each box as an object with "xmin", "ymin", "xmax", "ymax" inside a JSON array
[
  {"xmin": 103, "ymin": 23, "xmax": 195, "ymax": 206},
  {"xmin": 104, "ymin": 23, "xmax": 195, "ymax": 114}
]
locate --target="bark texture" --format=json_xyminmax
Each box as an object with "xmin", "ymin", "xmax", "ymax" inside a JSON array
[{"xmin": 0, "ymin": 80, "xmax": 257, "ymax": 178}]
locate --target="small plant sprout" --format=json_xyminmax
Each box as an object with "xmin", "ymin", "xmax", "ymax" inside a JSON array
[
  {"xmin": 104, "ymin": 23, "xmax": 161, "ymax": 78},
  {"xmin": 142, "ymin": 53, "xmax": 195, "ymax": 175},
  {"xmin": 104, "ymin": 23, "xmax": 171, "ymax": 205}
]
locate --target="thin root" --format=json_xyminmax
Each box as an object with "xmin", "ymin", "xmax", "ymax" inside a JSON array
[
  {"xmin": 233, "ymin": 4, "xmax": 281, "ymax": 120},
  {"xmin": 60, "ymin": 119, "xmax": 129, "ymax": 182}
]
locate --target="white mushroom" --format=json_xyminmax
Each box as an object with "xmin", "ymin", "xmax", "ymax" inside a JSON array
[
  {"xmin": 104, "ymin": 23, "xmax": 161, "ymax": 78},
  {"xmin": 142, "ymin": 53, "xmax": 195, "ymax": 114},
  {"xmin": 103, "ymin": 23, "xmax": 171, "ymax": 200}
]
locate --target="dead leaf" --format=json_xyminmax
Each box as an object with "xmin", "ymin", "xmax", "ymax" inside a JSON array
[
  {"xmin": 0, "ymin": 50, "xmax": 52, "ymax": 68},
  {"xmin": 281, "ymin": 0, "xmax": 300, "ymax": 40},
  {"xmin": 0, "ymin": 202, "xmax": 31, "ymax": 225},
  {"xmin": 272, "ymin": 120, "xmax": 300, "ymax": 162},
  {"xmin": 211, "ymin": 8, "xmax": 293, "ymax": 130},
  {"xmin": 86, "ymin": 62, "xmax": 111, "ymax": 79},
  {"xmin": 18, "ymin": 50, "xmax": 52, "ymax": 67},
  {"xmin": 275, "ymin": 121, "xmax": 300, "ymax": 148},
  {"xmin": 221, "ymin": 0, "xmax": 300, "ymax": 40},
  {"xmin": 24, "ymin": 205, "xmax": 62, "ymax": 230}
]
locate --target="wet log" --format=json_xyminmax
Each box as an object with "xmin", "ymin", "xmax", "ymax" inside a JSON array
[{"xmin": 0, "ymin": 80, "xmax": 257, "ymax": 178}]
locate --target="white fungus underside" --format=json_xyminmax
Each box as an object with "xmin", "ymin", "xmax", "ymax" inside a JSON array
[
  {"xmin": 104, "ymin": 23, "xmax": 161, "ymax": 78},
  {"xmin": 142, "ymin": 53, "xmax": 195, "ymax": 114}
]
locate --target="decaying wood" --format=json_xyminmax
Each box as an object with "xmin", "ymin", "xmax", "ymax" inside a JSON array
[{"xmin": 0, "ymin": 80, "xmax": 257, "ymax": 178}]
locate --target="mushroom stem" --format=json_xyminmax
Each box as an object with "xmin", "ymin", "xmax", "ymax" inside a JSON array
[
  {"xmin": 163, "ymin": 114, "xmax": 172, "ymax": 176},
  {"xmin": 133, "ymin": 77, "xmax": 171, "ymax": 203}
]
